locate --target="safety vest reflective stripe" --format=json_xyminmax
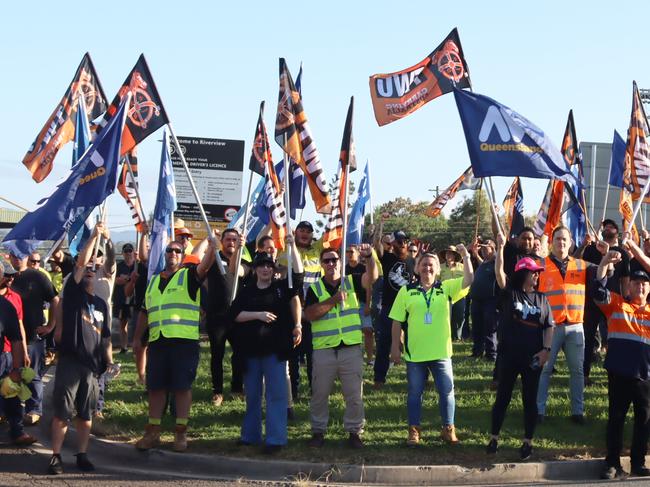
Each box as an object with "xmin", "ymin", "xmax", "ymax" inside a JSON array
[
  {"xmin": 149, "ymin": 318, "xmax": 200, "ymax": 328},
  {"xmin": 611, "ymin": 312, "xmax": 650, "ymax": 328},
  {"xmin": 545, "ymin": 289, "xmax": 585, "ymax": 297},
  {"xmin": 148, "ymin": 303, "xmax": 201, "ymax": 313},
  {"xmin": 608, "ymin": 331, "xmax": 650, "ymax": 345}
]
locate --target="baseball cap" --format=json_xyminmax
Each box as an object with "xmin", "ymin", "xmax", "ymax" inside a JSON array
[
  {"xmin": 252, "ymin": 252, "xmax": 275, "ymax": 268},
  {"xmin": 630, "ymin": 270, "xmax": 650, "ymax": 282},
  {"xmin": 602, "ymin": 219, "xmax": 619, "ymax": 231},
  {"xmin": 1, "ymin": 261, "xmax": 17, "ymax": 276},
  {"xmin": 122, "ymin": 243, "xmax": 134, "ymax": 252},
  {"xmin": 296, "ymin": 221, "xmax": 314, "ymax": 232},
  {"xmin": 392, "ymin": 230, "xmax": 409, "ymax": 242},
  {"xmin": 514, "ymin": 257, "xmax": 544, "ymax": 273}
]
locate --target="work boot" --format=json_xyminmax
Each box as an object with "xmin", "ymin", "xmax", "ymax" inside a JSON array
[
  {"xmin": 308, "ymin": 432, "xmax": 325, "ymax": 448},
  {"xmin": 348, "ymin": 432, "xmax": 364, "ymax": 449},
  {"xmin": 406, "ymin": 425, "xmax": 421, "ymax": 447},
  {"xmin": 440, "ymin": 424, "xmax": 459, "ymax": 444},
  {"xmin": 135, "ymin": 424, "xmax": 161, "ymax": 451},
  {"xmin": 173, "ymin": 425, "xmax": 188, "ymax": 452}
]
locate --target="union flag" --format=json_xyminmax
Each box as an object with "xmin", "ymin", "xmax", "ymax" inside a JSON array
[
  {"xmin": 623, "ymin": 81, "xmax": 650, "ymax": 202},
  {"xmin": 23, "ymin": 53, "xmax": 107, "ymax": 182},
  {"xmin": 94, "ymin": 54, "xmax": 169, "ymax": 156},
  {"xmin": 425, "ymin": 166, "xmax": 477, "ymax": 217},
  {"xmin": 117, "ymin": 149, "xmax": 146, "ymax": 232}
]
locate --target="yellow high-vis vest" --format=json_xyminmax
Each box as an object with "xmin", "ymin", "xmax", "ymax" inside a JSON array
[
  {"xmin": 145, "ymin": 268, "xmax": 201, "ymax": 342},
  {"xmin": 310, "ymin": 275, "xmax": 362, "ymax": 350}
]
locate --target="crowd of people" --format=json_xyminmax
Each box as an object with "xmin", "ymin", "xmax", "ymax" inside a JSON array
[{"xmin": 1, "ymin": 213, "xmax": 650, "ymax": 480}]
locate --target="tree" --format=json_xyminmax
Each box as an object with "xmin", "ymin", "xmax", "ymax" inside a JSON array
[{"xmin": 446, "ymin": 189, "xmax": 493, "ymax": 244}]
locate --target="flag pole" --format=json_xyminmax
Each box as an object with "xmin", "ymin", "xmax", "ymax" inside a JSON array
[
  {"xmin": 124, "ymin": 155, "xmax": 147, "ymax": 225},
  {"xmin": 92, "ymin": 202, "xmax": 107, "ymax": 271},
  {"xmin": 340, "ymin": 163, "xmax": 350, "ymax": 285},
  {"xmin": 167, "ymin": 123, "xmax": 226, "ymax": 276},
  {"xmin": 0, "ymin": 196, "xmax": 29, "ymax": 212},
  {"xmin": 367, "ymin": 159, "xmax": 374, "ymax": 226},
  {"xmin": 627, "ymin": 179, "xmax": 650, "ymax": 234},
  {"xmin": 283, "ymin": 134, "xmax": 294, "ymax": 289},
  {"xmin": 487, "ymin": 177, "xmax": 504, "ymax": 236},
  {"xmin": 474, "ymin": 179, "xmax": 483, "ymax": 240},
  {"xmin": 601, "ymin": 157, "xmax": 614, "ymax": 226},
  {"xmin": 230, "ymin": 169, "xmax": 254, "ymax": 304}
]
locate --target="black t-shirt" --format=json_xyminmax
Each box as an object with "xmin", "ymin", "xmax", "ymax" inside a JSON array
[
  {"xmin": 380, "ymin": 253, "xmax": 416, "ymax": 308},
  {"xmin": 59, "ymin": 277, "xmax": 111, "ymax": 375},
  {"xmin": 470, "ymin": 260, "xmax": 498, "ymax": 300},
  {"xmin": 206, "ymin": 253, "xmax": 230, "ymax": 327},
  {"xmin": 11, "ymin": 268, "xmax": 57, "ymax": 342},
  {"xmin": 133, "ymin": 262, "xmax": 148, "ymax": 308},
  {"xmin": 503, "ymin": 241, "xmax": 541, "ymax": 279},
  {"xmin": 228, "ymin": 276, "xmax": 302, "ymax": 360},
  {"xmin": 113, "ymin": 260, "xmax": 136, "ymax": 307},
  {"xmin": 59, "ymin": 253, "xmax": 74, "ymax": 279},
  {"xmin": 345, "ymin": 263, "xmax": 367, "ymax": 303},
  {"xmin": 583, "ymin": 243, "xmax": 629, "ymax": 294},
  {"xmin": 498, "ymin": 287, "xmax": 554, "ymax": 358},
  {"xmin": 0, "ymin": 295, "xmax": 21, "ymax": 344}
]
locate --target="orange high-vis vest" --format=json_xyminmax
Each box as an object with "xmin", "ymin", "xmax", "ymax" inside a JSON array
[{"xmin": 538, "ymin": 256, "xmax": 587, "ymax": 324}]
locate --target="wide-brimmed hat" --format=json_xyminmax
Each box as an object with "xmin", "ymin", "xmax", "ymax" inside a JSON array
[
  {"xmin": 174, "ymin": 227, "xmax": 193, "ymax": 238},
  {"xmin": 439, "ymin": 246, "xmax": 461, "ymax": 262}
]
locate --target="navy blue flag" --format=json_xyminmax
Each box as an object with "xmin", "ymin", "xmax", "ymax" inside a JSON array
[
  {"xmin": 454, "ymin": 88, "xmax": 576, "ymax": 184},
  {"xmin": 609, "ymin": 130, "xmax": 626, "ymax": 188},
  {"xmin": 148, "ymin": 130, "xmax": 177, "ymax": 280},
  {"xmin": 3, "ymin": 97, "xmax": 128, "ymax": 254},
  {"xmin": 346, "ymin": 161, "xmax": 371, "ymax": 245},
  {"xmin": 68, "ymin": 96, "xmax": 94, "ymax": 256}
]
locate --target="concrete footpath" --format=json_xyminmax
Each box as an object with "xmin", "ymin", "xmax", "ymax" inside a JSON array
[{"xmin": 16, "ymin": 366, "xmax": 644, "ymax": 485}]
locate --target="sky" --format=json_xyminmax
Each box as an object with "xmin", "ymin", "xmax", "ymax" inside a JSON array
[{"xmin": 1, "ymin": 1, "xmax": 648, "ymax": 241}]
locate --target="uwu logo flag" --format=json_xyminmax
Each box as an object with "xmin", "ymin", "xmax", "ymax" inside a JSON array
[{"xmin": 454, "ymin": 88, "xmax": 577, "ymax": 184}]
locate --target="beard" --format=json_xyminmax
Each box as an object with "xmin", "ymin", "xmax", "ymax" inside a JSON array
[{"xmin": 602, "ymin": 229, "xmax": 618, "ymax": 241}]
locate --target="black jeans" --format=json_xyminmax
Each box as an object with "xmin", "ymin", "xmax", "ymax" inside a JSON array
[
  {"xmin": 373, "ymin": 306, "xmax": 392, "ymax": 384},
  {"xmin": 606, "ymin": 372, "xmax": 650, "ymax": 469},
  {"xmin": 471, "ymin": 297, "xmax": 498, "ymax": 359},
  {"xmin": 583, "ymin": 304, "xmax": 603, "ymax": 379},
  {"xmin": 450, "ymin": 298, "xmax": 466, "ymax": 341},
  {"xmin": 207, "ymin": 324, "xmax": 243, "ymax": 395},
  {"xmin": 491, "ymin": 352, "xmax": 541, "ymax": 439}
]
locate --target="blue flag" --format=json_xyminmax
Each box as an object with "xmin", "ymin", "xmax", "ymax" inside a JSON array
[
  {"xmin": 68, "ymin": 96, "xmax": 94, "ymax": 256},
  {"xmin": 255, "ymin": 159, "xmax": 306, "ymax": 222},
  {"xmin": 346, "ymin": 162, "xmax": 371, "ymax": 245},
  {"xmin": 148, "ymin": 130, "xmax": 177, "ymax": 280},
  {"xmin": 609, "ymin": 130, "xmax": 626, "ymax": 188},
  {"xmin": 228, "ymin": 176, "xmax": 266, "ymax": 243},
  {"xmin": 565, "ymin": 165, "xmax": 587, "ymax": 245},
  {"xmin": 454, "ymin": 88, "xmax": 576, "ymax": 184},
  {"xmin": 3, "ymin": 97, "xmax": 128, "ymax": 257}
]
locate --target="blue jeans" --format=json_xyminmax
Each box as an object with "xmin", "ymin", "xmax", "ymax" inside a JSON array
[
  {"xmin": 373, "ymin": 306, "xmax": 392, "ymax": 383},
  {"xmin": 0, "ymin": 351, "xmax": 25, "ymax": 439},
  {"xmin": 536, "ymin": 323, "xmax": 585, "ymax": 416},
  {"xmin": 26, "ymin": 338, "xmax": 46, "ymax": 416},
  {"xmin": 241, "ymin": 354, "xmax": 288, "ymax": 446},
  {"xmin": 406, "ymin": 359, "xmax": 456, "ymax": 427}
]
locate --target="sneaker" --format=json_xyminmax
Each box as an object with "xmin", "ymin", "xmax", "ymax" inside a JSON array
[
  {"xmin": 519, "ymin": 442, "xmax": 533, "ymax": 461},
  {"xmin": 372, "ymin": 381, "xmax": 384, "ymax": 391},
  {"xmin": 308, "ymin": 432, "xmax": 325, "ymax": 448},
  {"xmin": 236, "ymin": 439, "xmax": 254, "ymax": 446},
  {"xmin": 536, "ymin": 414, "xmax": 545, "ymax": 424},
  {"xmin": 48, "ymin": 454, "xmax": 63, "ymax": 475},
  {"xmin": 570, "ymin": 414, "xmax": 585, "ymax": 425},
  {"xmin": 489, "ymin": 380, "xmax": 499, "ymax": 391},
  {"xmin": 212, "ymin": 393, "xmax": 223, "ymax": 407},
  {"xmin": 75, "ymin": 452, "xmax": 95, "ymax": 472},
  {"xmin": 23, "ymin": 413, "xmax": 41, "ymax": 426},
  {"xmin": 348, "ymin": 432, "xmax": 364, "ymax": 449},
  {"xmin": 287, "ymin": 407, "xmax": 295, "ymax": 421},
  {"xmin": 407, "ymin": 425, "xmax": 421, "ymax": 447},
  {"xmin": 486, "ymin": 438, "xmax": 498, "ymax": 454},
  {"xmin": 119, "ymin": 348, "xmax": 128, "ymax": 354},
  {"xmin": 601, "ymin": 465, "xmax": 628, "ymax": 480},
  {"xmin": 13, "ymin": 433, "xmax": 38, "ymax": 446},
  {"xmin": 631, "ymin": 466, "xmax": 650, "ymax": 477}
]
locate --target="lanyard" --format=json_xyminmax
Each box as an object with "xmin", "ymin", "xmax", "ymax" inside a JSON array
[{"xmin": 420, "ymin": 286, "xmax": 435, "ymax": 312}]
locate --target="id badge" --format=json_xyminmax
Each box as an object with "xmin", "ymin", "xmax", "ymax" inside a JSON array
[{"xmin": 424, "ymin": 312, "xmax": 432, "ymax": 324}]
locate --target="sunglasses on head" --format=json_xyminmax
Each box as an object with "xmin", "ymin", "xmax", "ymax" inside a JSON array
[
  {"xmin": 165, "ymin": 247, "xmax": 183, "ymax": 254},
  {"xmin": 322, "ymin": 257, "xmax": 339, "ymax": 265}
]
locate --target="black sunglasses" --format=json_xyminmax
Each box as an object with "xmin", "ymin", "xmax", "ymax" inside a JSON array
[
  {"xmin": 123, "ymin": 248, "xmax": 134, "ymax": 253},
  {"xmin": 29, "ymin": 259, "xmax": 41, "ymax": 263},
  {"xmin": 165, "ymin": 247, "xmax": 183, "ymax": 254},
  {"xmin": 322, "ymin": 257, "xmax": 339, "ymax": 264}
]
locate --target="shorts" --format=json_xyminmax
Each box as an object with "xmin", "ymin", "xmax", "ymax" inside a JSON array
[
  {"xmin": 146, "ymin": 339, "xmax": 199, "ymax": 391},
  {"xmin": 52, "ymin": 355, "xmax": 99, "ymax": 421},
  {"xmin": 116, "ymin": 304, "xmax": 133, "ymax": 321},
  {"xmin": 359, "ymin": 310, "xmax": 374, "ymax": 330}
]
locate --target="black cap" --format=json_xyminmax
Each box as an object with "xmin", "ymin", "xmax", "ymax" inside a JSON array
[
  {"xmin": 296, "ymin": 221, "xmax": 314, "ymax": 232},
  {"xmin": 393, "ymin": 230, "xmax": 409, "ymax": 242},
  {"xmin": 122, "ymin": 243, "xmax": 134, "ymax": 252},
  {"xmin": 602, "ymin": 219, "xmax": 619, "ymax": 231},
  {"xmin": 630, "ymin": 270, "xmax": 650, "ymax": 282},
  {"xmin": 252, "ymin": 252, "xmax": 275, "ymax": 268},
  {"xmin": 1, "ymin": 261, "xmax": 17, "ymax": 276}
]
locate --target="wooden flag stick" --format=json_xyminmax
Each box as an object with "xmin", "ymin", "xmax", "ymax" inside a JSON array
[{"xmin": 283, "ymin": 134, "xmax": 294, "ymax": 289}]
